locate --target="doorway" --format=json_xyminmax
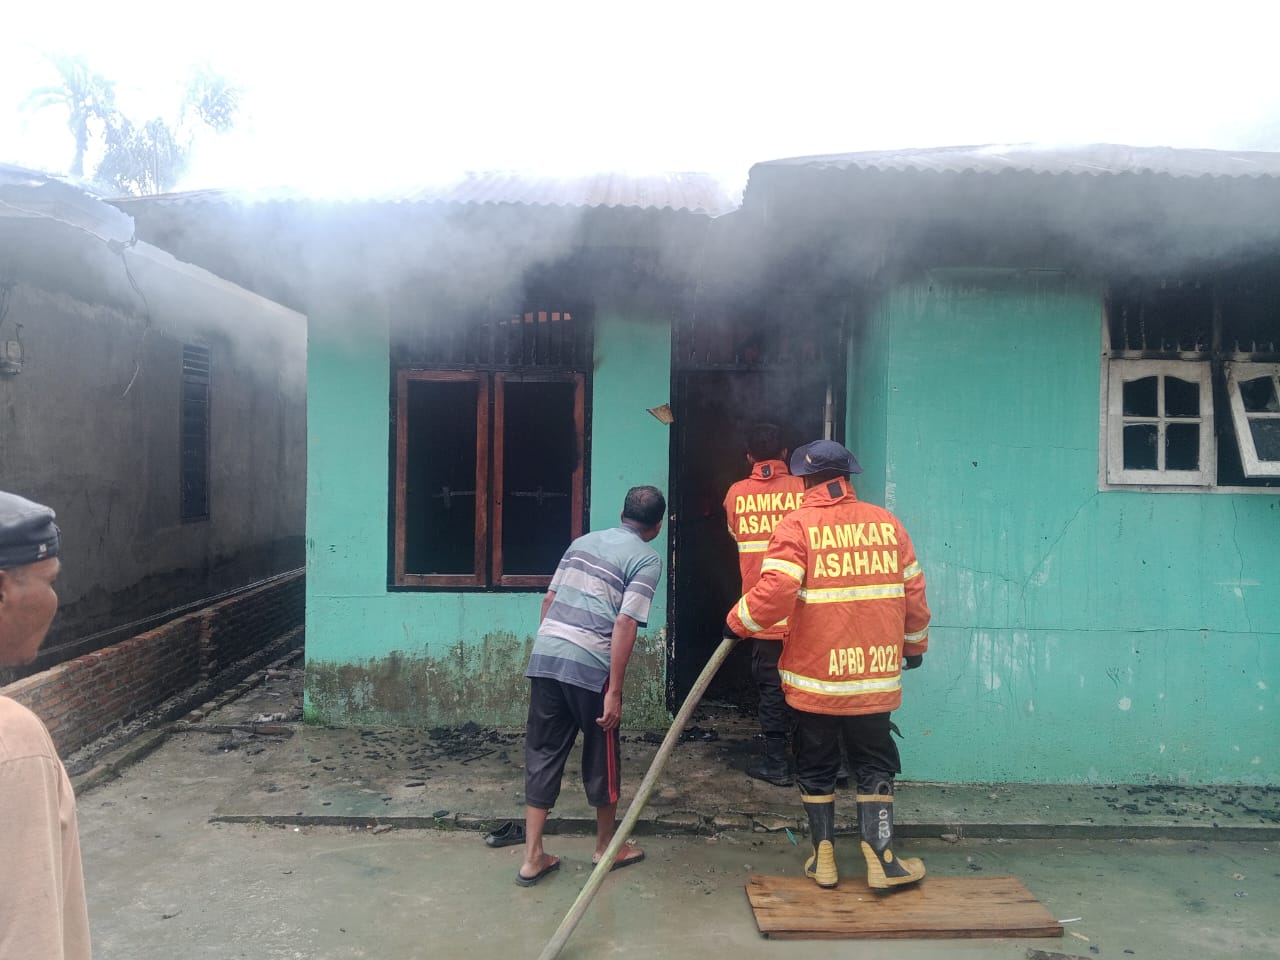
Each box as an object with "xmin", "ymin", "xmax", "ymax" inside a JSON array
[{"xmin": 667, "ymin": 367, "xmax": 836, "ymax": 710}]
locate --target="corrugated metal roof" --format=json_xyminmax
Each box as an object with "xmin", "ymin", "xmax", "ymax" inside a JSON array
[
  {"xmin": 751, "ymin": 143, "xmax": 1280, "ymax": 181},
  {"xmin": 0, "ymin": 162, "xmax": 135, "ymax": 244},
  {"xmin": 114, "ymin": 171, "xmax": 739, "ymax": 217},
  {"xmin": 0, "ymin": 163, "xmax": 56, "ymax": 189}
]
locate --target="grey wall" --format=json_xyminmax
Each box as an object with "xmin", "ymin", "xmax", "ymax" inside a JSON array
[{"xmin": 0, "ymin": 215, "xmax": 306, "ymax": 674}]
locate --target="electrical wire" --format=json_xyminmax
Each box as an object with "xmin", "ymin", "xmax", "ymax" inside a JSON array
[{"xmin": 117, "ymin": 240, "xmax": 152, "ymax": 398}]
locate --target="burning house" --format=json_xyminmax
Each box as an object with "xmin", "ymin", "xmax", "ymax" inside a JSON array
[
  {"xmin": 729, "ymin": 145, "xmax": 1280, "ymax": 785},
  {"xmin": 119, "ymin": 146, "xmax": 1278, "ymax": 786},
  {"xmin": 118, "ymin": 174, "xmax": 736, "ymax": 731}
]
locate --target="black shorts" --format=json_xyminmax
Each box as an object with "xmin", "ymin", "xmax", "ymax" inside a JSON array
[{"xmin": 524, "ymin": 676, "xmax": 621, "ymax": 810}]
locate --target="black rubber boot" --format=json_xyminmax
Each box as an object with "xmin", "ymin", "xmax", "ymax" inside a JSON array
[
  {"xmin": 746, "ymin": 736, "xmax": 793, "ymax": 787},
  {"xmin": 857, "ymin": 783, "xmax": 925, "ymax": 890},
  {"xmin": 801, "ymin": 794, "xmax": 838, "ymax": 888}
]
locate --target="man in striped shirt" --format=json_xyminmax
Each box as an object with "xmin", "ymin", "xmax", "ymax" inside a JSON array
[{"xmin": 516, "ymin": 485, "xmax": 665, "ymax": 887}]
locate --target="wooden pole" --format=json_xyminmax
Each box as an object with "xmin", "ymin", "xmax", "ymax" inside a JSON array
[{"xmin": 535, "ymin": 636, "xmax": 738, "ymax": 960}]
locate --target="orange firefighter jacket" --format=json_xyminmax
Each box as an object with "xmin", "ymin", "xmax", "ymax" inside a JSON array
[
  {"xmin": 723, "ymin": 460, "xmax": 806, "ymax": 641},
  {"xmin": 725, "ymin": 477, "xmax": 931, "ymax": 716}
]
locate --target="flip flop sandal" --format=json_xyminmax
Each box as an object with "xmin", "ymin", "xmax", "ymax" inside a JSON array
[
  {"xmin": 484, "ymin": 821, "xmax": 525, "ymax": 848},
  {"xmin": 596, "ymin": 848, "xmax": 645, "ymax": 872},
  {"xmin": 514, "ymin": 858, "xmax": 560, "ymax": 887}
]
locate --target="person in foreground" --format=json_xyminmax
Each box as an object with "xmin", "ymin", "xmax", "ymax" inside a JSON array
[
  {"xmin": 724, "ymin": 441, "xmax": 931, "ymax": 891},
  {"xmin": 517, "ymin": 486, "xmax": 666, "ymax": 887},
  {"xmin": 0, "ymin": 491, "xmax": 91, "ymax": 957}
]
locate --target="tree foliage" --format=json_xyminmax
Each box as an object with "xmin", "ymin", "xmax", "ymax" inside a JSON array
[
  {"xmin": 21, "ymin": 56, "xmax": 118, "ymax": 178},
  {"xmin": 23, "ymin": 56, "xmax": 241, "ymax": 195}
]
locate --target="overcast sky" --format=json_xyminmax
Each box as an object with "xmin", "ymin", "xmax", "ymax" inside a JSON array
[{"xmin": 3, "ymin": 0, "xmax": 1279, "ymax": 197}]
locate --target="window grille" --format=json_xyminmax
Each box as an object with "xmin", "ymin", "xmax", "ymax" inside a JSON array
[{"xmin": 180, "ymin": 345, "xmax": 211, "ymax": 521}]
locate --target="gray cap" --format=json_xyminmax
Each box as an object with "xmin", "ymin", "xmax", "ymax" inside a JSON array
[
  {"xmin": 0, "ymin": 491, "xmax": 61, "ymax": 569},
  {"xmin": 790, "ymin": 440, "xmax": 863, "ymax": 477}
]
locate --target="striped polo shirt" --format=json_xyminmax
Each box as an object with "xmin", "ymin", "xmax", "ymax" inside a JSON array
[{"xmin": 526, "ymin": 526, "xmax": 663, "ymax": 692}]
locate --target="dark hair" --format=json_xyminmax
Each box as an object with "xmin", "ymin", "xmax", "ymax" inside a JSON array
[
  {"xmin": 622, "ymin": 485, "xmax": 666, "ymax": 527},
  {"xmin": 746, "ymin": 422, "xmax": 784, "ymax": 462}
]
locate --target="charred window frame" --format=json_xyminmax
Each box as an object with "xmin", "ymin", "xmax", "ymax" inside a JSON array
[
  {"xmin": 180, "ymin": 344, "xmax": 211, "ymax": 521},
  {"xmin": 392, "ymin": 307, "xmax": 591, "ymax": 590},
  {"xmin": 1224, "ymin": 362, "xmax": 1280, "ymax": 477},
  {"xmin": 1101, "ymin": 276, "xmax": 1280, "ymax": 491}
]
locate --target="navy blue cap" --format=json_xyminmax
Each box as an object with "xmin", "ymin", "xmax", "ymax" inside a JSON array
[
  {"xmin": 790, "ymin": 440, "xmax": 862, "ymax": 477},
  {"xmin": 0, "ymin": 491, "xmax": 61, "ymax": 569}
]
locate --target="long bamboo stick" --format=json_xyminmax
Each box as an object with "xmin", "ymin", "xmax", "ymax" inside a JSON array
[{"xmin": 535, "ymin": 636, "xmax": 738, "ymax": 960}]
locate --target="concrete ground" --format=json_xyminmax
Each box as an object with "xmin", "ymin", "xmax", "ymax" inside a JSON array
[{"xmin": 74, "ymin": 663, "xmax": 1280, "ymax": 959}]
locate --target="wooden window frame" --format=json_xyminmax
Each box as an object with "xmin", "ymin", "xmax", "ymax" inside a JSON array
[
  {"xmin": 1105, "ymin": 358, "xmax": 1214, "ymax": 486},
  {"xmin": 393, "ymin": 369, "xmax": 586, "ymax": 590},
  {"xmin": 1225, "ymin": 361, "xmax": 1280, "ymax": 478},
  {"xmin": 492, "ymin": 372, "xmax": 585, "ymax": 589},
  {"xmin": 394, "ymin": 370, "xmax": 490, "ymax": 588}
]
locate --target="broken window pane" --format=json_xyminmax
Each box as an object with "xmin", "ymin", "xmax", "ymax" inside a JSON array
[
  {"xmin": 1223, "ymin": 363, "xmax": 1280, "ymax": 481},
  {"xmin": 1166, "ymin": 423, "xmax": 1200, "ymax": 471},
  {"xmin": 1123, "ymin": 424, "xmax": 1158, "ymax": 470},
  {"xmin": 1164, "ymin": 376, "xmax": 1200, "ymax": 418},
  {"xmin": 404, "ymin": 378, "xmax": 479, "ymax": 575},
  {"xmin": 1250, "ymin": 420, "xmax": 1280, "ymax": 461},
  {"xmin": 1123, "ymin": 377, "xmax": 1158, "ymax": 417},
  {"xmin": 1238, "ymin": 375, "xmax": 1279, "ymax": 413},
  {"xmin": 501, "ymin": 380, "xmax": 578, "ymax": 576}
]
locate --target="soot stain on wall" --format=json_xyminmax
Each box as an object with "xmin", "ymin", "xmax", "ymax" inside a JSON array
[{"xmin": 305, "ymin": 629, "xmax": 668, "ymax": 728}]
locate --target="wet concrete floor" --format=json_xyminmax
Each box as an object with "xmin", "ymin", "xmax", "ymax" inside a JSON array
[{"xmin": 74, "ymin": 663, "xmax": 1280, "ymax": 959}]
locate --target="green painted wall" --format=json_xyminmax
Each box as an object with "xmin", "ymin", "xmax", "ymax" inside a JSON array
[
  {"xmin": 586, "ymin": 308, "xmax": 673, "ymax": 726},
  {"xmin": 847, "ymin": 297, "xmax": 890, "ymax": 507},
  {"xmin": 849, "ymin": 270, "xmax": 1279, "ymax": 785},
  {"xmin": 304, "ymin": 306, "xmax": 672, "ymax": 728}
]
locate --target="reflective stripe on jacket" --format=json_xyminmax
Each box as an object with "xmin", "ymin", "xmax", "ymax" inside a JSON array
[
  {"xmin": 726, "ymin": 477, "xmax": 931, "ymax": 715},
  {"xmin": 723, "ymin": 460, "xmax": 805, "ymax": 641}
]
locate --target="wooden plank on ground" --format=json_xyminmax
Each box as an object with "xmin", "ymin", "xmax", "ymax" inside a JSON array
[{"xmin": 745, "ymin": 874, "xmax": 1064, "ymax": 940}]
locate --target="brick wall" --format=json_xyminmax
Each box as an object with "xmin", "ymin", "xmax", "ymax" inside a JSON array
[
  {"xmin": 198, "ymin": 571, "xmax": 306, "ymax": 681},
  {"xmin": 1, "ymin": 570, "xmax": 304, "ymax": 755}
]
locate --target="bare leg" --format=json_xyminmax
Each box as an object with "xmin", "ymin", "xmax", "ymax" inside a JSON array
[
  {"xmin": 592, "ymin": 803, "xmax": 643, "ymax": 865},
  {"xmin": 519, "ymin": 805, "xmax": 558, "ymax": 880}
]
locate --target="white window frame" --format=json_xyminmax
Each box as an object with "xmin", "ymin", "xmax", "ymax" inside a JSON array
[
  {"xmin": 1225, "ymin": 361, "xmax": 1280, "ymax": 478},
  {"xmin": 1105, "ymin": 358, "xmax": 1214, "ymax": 486}
]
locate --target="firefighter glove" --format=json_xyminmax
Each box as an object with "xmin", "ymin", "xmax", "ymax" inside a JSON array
[
  {"xmin": 903, "ymin": 654, "xmax": 924, "ymax": 670},
  {"xmin": 723, "ymin": 621, "xmax": 747, "ymax": 641}
]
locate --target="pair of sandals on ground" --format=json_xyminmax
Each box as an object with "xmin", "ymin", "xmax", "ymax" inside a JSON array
[{"xmin": 483, "ymin": 820, "xmax": 646, "ymax": 886}]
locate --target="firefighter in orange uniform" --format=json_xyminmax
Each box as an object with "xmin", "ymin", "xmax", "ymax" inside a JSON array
[
  {"xmin": 723, "ymin": 423, "xmax": 805, "ymax": 785},
  {"xmin": 724, "ymin": 439, "xmax": 931, "ymax": 891}
]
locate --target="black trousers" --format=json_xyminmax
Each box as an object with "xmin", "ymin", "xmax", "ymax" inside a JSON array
[
  {"xmin": 752, "ymin": 639, "xmax": 791, "ymax": 738},
  {"xmin": 524, "ymin": 677, "xmax": 621, "ymax": 810},
  {"xmin": 793, "ymin": 711, "xmax": 900, "ymax": 796}
]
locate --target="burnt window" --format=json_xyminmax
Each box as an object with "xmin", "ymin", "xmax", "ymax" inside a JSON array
[
  {"xmin": 494, "ymin": 375, "xmax": 584, "ymax": 586},
  {"xmin": 392, "ymin": 310, "xmax": 589, "ymax": 589},
  {"xmin": 180, "ymin": 344, "xmax": 211, "ymax": 521},
  {"xmin": 1103, "ymin": 275, "xmax": 1280, "ymax": 490},
  {"xmin": 399, "ymin": 372, "xmax": 488, "ymax": 584}
]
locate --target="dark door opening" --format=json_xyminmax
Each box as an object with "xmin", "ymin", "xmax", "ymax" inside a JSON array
[{"xmin": 667, "ymin": 369, "xmax": 834, "ymax": 711}]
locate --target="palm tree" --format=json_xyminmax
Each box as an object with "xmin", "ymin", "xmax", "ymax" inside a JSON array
[{"xmin": 22, "ymin": 55, "xmax": 118, "ymax": 177}]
